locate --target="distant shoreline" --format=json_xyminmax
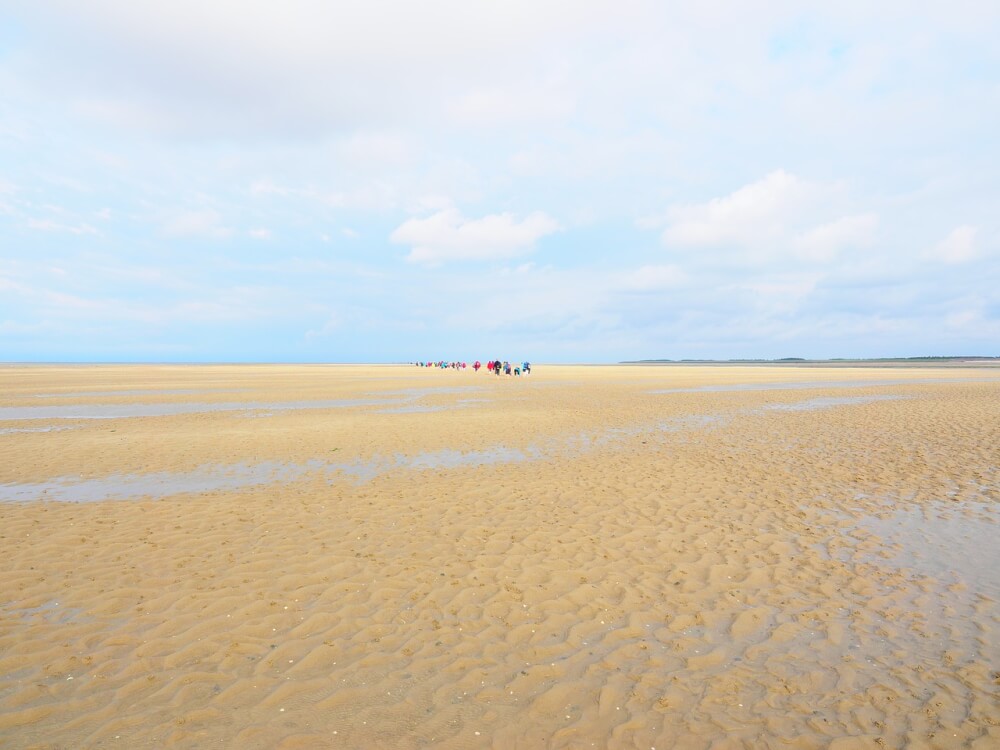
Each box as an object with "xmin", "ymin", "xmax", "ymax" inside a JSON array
[
  {"xmin": 621, "ymin": 357, "xmax": 1000, "ymax": 368},
  {"xmin": 2, "ymin": 357, "xmax": 999, "ymax": 369}
]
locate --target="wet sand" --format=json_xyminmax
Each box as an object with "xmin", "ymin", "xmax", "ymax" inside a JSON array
[{"xmin": 1, "ymin": 364, "xmax": 998, "ymax": 749}]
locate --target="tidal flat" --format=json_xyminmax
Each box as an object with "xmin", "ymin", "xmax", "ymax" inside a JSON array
[{"xmin": 1, "ymin": 363, "xmax": 998, "ymax": 748}]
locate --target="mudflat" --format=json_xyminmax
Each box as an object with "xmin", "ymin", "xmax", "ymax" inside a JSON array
[{"xmin": 1, "ymin": 364, "xmax": 998, "ymax": 749}]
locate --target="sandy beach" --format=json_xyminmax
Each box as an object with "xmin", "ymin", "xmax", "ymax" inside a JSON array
[{"xmin": 1, "ymin": 363, "xmax": 998, "ymax": 749}]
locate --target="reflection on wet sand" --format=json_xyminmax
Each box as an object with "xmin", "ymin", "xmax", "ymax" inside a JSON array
[
  {"xmin": 650, "ymin": 376, "xmax": 995, "ymax": 393},
  {"xmin": 0, "ymin": 385, "xmax": 488, "ymax": 422},
  {"xmin": 851, "ymin": 498, "xmax": 1000, "ymax": 596},
  {"xmin": 0, "ymin": 394, "xmax": 926, "ymax": 502},
  {"xmin": 762, "ymin": 394, "xmax": 907, "ymax": 411}
]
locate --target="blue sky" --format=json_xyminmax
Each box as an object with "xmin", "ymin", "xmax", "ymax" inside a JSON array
[{"xmin": 1, "ymin": 1, "xmax": 998, "ymax": 362}]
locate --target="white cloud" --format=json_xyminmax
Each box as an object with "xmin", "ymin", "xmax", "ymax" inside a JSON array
[
  {"xmin": 733, "ymin": 274, "xmax": 821, "ymax": 316},
  {"xmin": 325, "ymin": 183, "xmax": 399, "ymax": 211},
  {"xmin": 434, "ymin": 263, "xmax": 617, "ymax": 336},
  {"xmin": 250, "ymin": 178, "xmax": 398, "ymax": 212},
  {"xmin": 392, "ymin": 208, "xmax": 559, "ymax": 264},
  {"xmin": 616, "ymin": 264, "xmax": 687, "ymax": 292},
  {"xmin": 662, "ymin": 170, "xmax": 819, "ymax": 247},
  {"xmin": 926, "ymin": 225, "xmax": 978, "ymax": 264},
  {"xmin": 9, "ymin": 1, "xmax": 610, "ymax": 138},
  {"xmin": 338, "ymin": 132, "xmax": 412, "ymax": 167},
  {"xmin": 658, "ymin": 171, "xmax": 886, "ymax": 269},
  {"xmin": 946, "ymin": 308, "xmax": 980, "ymax": 328},
  {"xmin": 73, "ymin": 96, "xmax": 171, "ymax": 133},
  {"xmin": 26, "ymin": 218, "xmax": 99, "ymax": 235},
  {"xmin": 249, "ymin": 179, "xmax": 294, "ymax": 197},
  {"xmin": 161, "ymin": 210, "xmax": 232, "ymax": 238},
  {"xmin": 248, "ymin": 228, "xmax": 272, "ymax": 240},
  {"xmin": 305, "ymin": 313, "xmax": 342, "ymax": 340},
  {"xmin": 448, "ymin": 79, "xmax": 575, "ymax": 126},
  {"xmin": 793, "ymin": 213, "xmax": 878, "ymax": 262},
  {"xmin": 407, "ymin": 194, "xmax": 456, "ymax": 214},
  {"xmin": 4, "ymin": 3, "xmax": 1000, "ymax": 361},
  {"xmin": 0, "ymin": 274, "xmax": 30, "ymax": 293}
]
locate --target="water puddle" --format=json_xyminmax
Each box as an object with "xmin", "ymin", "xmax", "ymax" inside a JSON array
[
  {"xmin": 854, "ymin": 500, "xmax": 1000, "ymax": 597},
  {"xmin": 377, "ymin": 386, "xmax": 485, "ymax": 398},
  {"xmin": 33, "ymin": 389, "xmax": 216, "ymax": 399},
  {"xmin": 5, "ymin": 599, "xmax": 92, "ymax": 625},
  {"xmin": 1, "ymin": 386, "xmax": 491, "ymax": 421},
  {"xmin": 0, "ymin": 397, "xmax": 418, "ymax": 421},
  {"xmin": 0, "ymin": 425, "xmax": 79, "ymax": 435},
  {"xmin": 650, "ymin": 377, "xmax": 998, "ymax": 394},
  {"xmin": 1, "ymin": 391, "xmax": 956, "ymax": 504},
  {"xmin": 400, "ymin": 445, "xmax": 537, "ymax": 470},
  {"xmin": 375, "ymin": 398, "xmax": 489, "ymax": 414},
  {"xmin": 762, "ymin": 395, "xmax": 907, "ymax": 411},
  {"xmin": 0, "ymin": 461, "xmax": 319, "ymax": 503},
  {"xmin": 657, "ymin": 414, "xmax": 730, "ymax": 431},
  {"xmin": 0, "ymin": 446, "xmax": 538, "ymax": 503}
]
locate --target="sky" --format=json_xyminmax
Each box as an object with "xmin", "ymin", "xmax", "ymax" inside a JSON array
[{"xmin": 1, "ymin": 1, "xmax": 998, "ymax": 363}]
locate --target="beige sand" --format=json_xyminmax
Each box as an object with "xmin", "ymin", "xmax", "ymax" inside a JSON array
[{"xmin": 1, "ymin": 364, "xmax": 998, "ymax": 749}]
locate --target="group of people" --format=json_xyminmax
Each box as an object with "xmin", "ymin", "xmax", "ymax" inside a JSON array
[
  {"xmin": 415, "ymin": 360, "xmax": 532, "ymax": 376},
  {"xmin": 483, "ymin": 359, "xmax": 531, "ymax": 376}
]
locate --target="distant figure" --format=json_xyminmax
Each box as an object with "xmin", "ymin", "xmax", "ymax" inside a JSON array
[
  {"xmin": 523, "ymin": 361, "xmax": 531, "ymax": 375},
  {"xmin": 474, "ymin": 360, "xmax": 481, "ymax": 372}
]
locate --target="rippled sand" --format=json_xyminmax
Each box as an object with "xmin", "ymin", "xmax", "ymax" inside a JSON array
[{"xmin": 1, "ymin": 363, "xmax": 999, "ymax": 749}]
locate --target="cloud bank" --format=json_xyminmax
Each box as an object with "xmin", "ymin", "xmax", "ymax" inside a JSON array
[
  {"xmin": 1, "ymin": 1, "xmax": 998, "ymax": 361},
  {"xmin": 392, "ymin": 209, "xmax": 559, "ymax": 265}
]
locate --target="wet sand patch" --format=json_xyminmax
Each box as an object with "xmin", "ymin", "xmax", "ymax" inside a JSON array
[
  {"xmin": 762, "ymin": 394, "xmax": 908, "ymax": 411},
  {"xmin": 851, "ymin": 498, "xmax": 1000, "ymax": 596},
  {"xmin": 650, "ymin": 376, "xmax": 997, "ymax": 393}
]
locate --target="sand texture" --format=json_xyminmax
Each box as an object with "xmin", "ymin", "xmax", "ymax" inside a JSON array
[{"xmin": 1, "ymin": 363, "xmax": 999, "ymax": 749}]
